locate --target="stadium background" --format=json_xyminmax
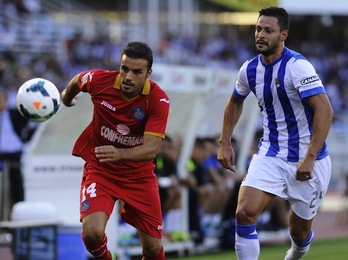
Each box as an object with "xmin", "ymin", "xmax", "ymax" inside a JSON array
[{"xmin": 1, "ymin": 0, "xmax": 348, "ymax": 259}]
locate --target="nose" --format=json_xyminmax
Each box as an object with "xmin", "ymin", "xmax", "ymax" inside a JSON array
[
  {"xmin": 125, "ymin": 72, "xmax": 131, "ymax": 80},
  {"xmin": 257, "ymin": 29, "xmax": 266, "ymax": 38}
]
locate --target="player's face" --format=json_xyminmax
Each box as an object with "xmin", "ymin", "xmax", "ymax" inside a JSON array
[
  {"xmin": 255, "ymin": 15, "xmax": 287, "ymax": 57},
  {"xmin": 119, "ymin": 54, "xmax": 152, "ymax": 99}
]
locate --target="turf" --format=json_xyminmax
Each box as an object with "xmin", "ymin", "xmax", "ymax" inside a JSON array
[{"xmin": 166, "ymin": 237, "xmax": 348, "ymax": 260}]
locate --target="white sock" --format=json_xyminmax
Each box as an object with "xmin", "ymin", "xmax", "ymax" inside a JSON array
[
  {"xmin": 235, "ymin": 223, "xmax": 260, "ymax": 260},
  {"xmin": 284, "ymin": 231, "xmax": 314, "ymax": 260}
]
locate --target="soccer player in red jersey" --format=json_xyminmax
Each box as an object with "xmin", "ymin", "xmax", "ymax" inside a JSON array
[{"xmin": 61, "ymin": 42, "xmax": 170, "ymax": 260}]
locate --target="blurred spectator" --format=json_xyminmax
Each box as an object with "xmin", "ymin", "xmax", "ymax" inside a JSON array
[
  {"xmin": 16, "ymin": 0, "xmax": 41, "ymax": 14},
  {"xmin": 200, "ymin": 136, "xmax": 234, "ymax": 234},
  {"xmin": 0, "ymin": 87, "xmax": 36, "ymax": 219},
  {"xmin": 0, "ymin": 17, "xmax": 17, "ymax": 53},
  {"xmin": 325, "ymin": 75, "xmax": 342, "ymax": 120},
  {"xmin": 154, "ymin": 135, "xmax": 183, "ymax": 237},
  {"xmin": 183, "ymin": 137, "xmax": 233, "ymax": 244}
]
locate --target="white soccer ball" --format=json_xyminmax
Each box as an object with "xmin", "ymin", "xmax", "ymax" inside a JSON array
[{"xmin": 16, "ymin": 78, "xmax": 61, "ymax": 122}]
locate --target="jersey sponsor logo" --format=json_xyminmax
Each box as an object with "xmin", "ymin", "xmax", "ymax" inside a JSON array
[
  {"xmin": 116, "ymin": 124, "xmax": 130, "ymax": 135},
  {"xmin": 157, "ymin": 224, "xmax": 163, "ymax": 230},
  {"xmin": 101, "ymin": 100, "xmax": 116, "ymax": 111},
  {"xmin": 159, "ymin": 98, "xmax": 170, "ymax": 104},
  {"xmin": 81, "ymin": 72, "xmax": 94, "ymax": 85},
  {"xmin": 300, "ymin": 75, "xmax": 320, "ymax": 85},
  {"xmin": 101, "ymin": 125, "xmax": 144, "ymax": 146},
  {"xmin": 132, "ymin": 106, "xmax": 145, "ymax": 120}
]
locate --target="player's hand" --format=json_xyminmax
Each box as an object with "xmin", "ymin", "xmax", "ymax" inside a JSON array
[
  {"xmin": 296, "ymin": 157, "xmax": 315, "ymax": 181},
  {"xmin": 95, "ymin": 145, "xmax": 122, "ymax": 162},
  {"xmin": 217, "ymin": 145, "xmax": 237, "ymax": 172}
]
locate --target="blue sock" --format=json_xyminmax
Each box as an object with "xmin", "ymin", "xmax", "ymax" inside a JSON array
[
  {"xmin": 235, "ymin": 223, "xmax": 259, "ymax": 259},
  {"xmin": 295, "ymin": 230, "xmax": 314, "ymax": 247},
  {"xmin": 285, "ymin": 230, "xmax": 314, "ymax": 260},
  {"xmin": 236, "ymin": 223, "xmax": 258, "ymax": 239}
]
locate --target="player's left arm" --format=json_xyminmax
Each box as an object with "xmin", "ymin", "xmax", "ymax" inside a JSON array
[
  {"xmin": 296, "ymin": 93, "xmax": 334, "ymax": 179},
  {"xmin": 95, "ymin": 134, "xmax": 163, "ymax": 162},
  {"xmin": 305, "ymin": 93, "xmax": 334, "ymax": 158}
]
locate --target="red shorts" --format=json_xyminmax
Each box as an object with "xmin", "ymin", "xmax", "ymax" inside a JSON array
[{"xmin": 79, "ymin": 164, "xmax": 163, "ymax": 239}]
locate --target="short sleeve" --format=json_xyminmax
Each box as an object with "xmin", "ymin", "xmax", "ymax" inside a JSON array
[
  {"xmin": 234, "ymin": 60, "xmax": 251, "ymax": 99},
  {"xmin": 290, "ymin": 59, "xmax": 326, "ymax": 99}
]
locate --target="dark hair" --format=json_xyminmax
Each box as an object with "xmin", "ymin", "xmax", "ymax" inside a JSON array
[
  {"xmin": 259, "ymin": 7, "xmax": 290, "ymax": 32},
  {"xmin": 122, "ymin": 41, "xmax": 153, "ymax": 70}
]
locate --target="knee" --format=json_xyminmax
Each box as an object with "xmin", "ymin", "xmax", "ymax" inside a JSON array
[
  {"xmin": 143, "ymin": 240, "xmax": 163, "ymax": 257},
  {"xmin": 82, "ymin": 222, "xmax": 105, "ymax": 244},
  {"xmin": 235, "ymin": 205, "xmax": 258, "ymax": 224}
]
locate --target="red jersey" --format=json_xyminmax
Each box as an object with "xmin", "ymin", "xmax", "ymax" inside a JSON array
[{"xmin": 72, "ymin": 69, "xmax": 170, "ymax": 175}]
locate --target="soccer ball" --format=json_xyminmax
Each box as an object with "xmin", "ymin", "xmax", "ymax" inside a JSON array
[{"xmin": 16, "ymin": 78, "xmax": 61, "ymax": 122}]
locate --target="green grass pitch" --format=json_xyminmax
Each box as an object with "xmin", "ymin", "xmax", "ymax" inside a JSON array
[{"xmin": 167, "ymin": 237, "xmax": 348, "ymax": 260}]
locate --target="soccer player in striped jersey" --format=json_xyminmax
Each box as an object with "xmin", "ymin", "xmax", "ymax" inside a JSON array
[
  {"xmin": 217, "ymin": 7, "xmax": 334, "ymax": 260},
  {"xmin": 61, "ymin": 42, "xmax": 169, "ymax": 260}
]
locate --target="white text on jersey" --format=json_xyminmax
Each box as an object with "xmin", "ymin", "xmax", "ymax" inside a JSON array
[
  {"xmin": 101, "ymin": 100, "xmax": 116, "ymax": 111},
  {"xmin": 101, "ymin": 126, "xmax": 143, "ymax": 146}
]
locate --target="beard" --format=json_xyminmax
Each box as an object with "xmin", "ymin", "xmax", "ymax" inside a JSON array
[
  {"xmin": 255, "ymin": 35, "xmax": 281, "ymax": 57},
  {"xmin": 256, "ymin": 42, "xmax": 278, "ymax": 57}
]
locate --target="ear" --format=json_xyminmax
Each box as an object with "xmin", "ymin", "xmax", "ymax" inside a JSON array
[
  {"xmin": 147, "ymin": 68, "xmax": 153, "ymax": 79},
  {"xmin": 281, "ymin": 29, "xmax": 288, "ymax": 42}
]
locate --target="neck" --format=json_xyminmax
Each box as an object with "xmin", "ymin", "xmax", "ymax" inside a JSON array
[{"xmin": 262, "ymin": 45, "xmax": 285, "ymax": 65}]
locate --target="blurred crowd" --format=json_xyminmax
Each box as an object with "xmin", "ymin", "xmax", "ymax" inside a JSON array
[
  {"xmin": 2, "ymin": 32, "xmax": 348, "ymax": 117},
  {"xmin": 153, "ymin": 131, "xmax": 290, "ymax": 248},
  {"xmin": 0, "ymin": 2, "xmax": 348, "ymax": 119}
]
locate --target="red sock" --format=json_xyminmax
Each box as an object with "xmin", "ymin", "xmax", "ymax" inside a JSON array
[
  {"xmin": 142, "ymin": 246, "xmax": 165, "ymax": 260},
  {"xmin": 82, "ymin": 233, "xmax": 112, "ymax": 260}
]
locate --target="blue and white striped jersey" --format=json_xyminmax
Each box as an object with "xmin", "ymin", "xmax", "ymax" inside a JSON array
[{"xmin": 234, "ymin": 47, "xmax": 329, "ymax": 162}]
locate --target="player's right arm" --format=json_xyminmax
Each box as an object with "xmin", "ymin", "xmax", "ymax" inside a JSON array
[
  {"xmin": 217, "ymin": 94, "xmax": 244, "ymax": 172},
  {"xmin": 217, "ymin": 61, "xmax": 250, "ymax": 172},
  {"xmin": 61, "ymin": 73, "xmax": 82, "ymax": 107}
]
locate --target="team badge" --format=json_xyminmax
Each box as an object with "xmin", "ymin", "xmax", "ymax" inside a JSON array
[
  {"xmin": 132, "ymin": 106, "xmax": 145, "ymax": 120},
  {"xmin": 81, "ymin": 200, "xmax": 90, "ymax": 212},
  {"xmin": 275, "ymin": 78, "xmax": 281, "ymax": 88}
]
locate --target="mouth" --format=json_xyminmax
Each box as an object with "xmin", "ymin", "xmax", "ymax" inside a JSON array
[
  {"xmin": 122, "ymin": 82, "xmax": 134, "ymax": 89},
  {"xmin": 256, "ymin": 40, "xmax": 267, "ymax": 46}
]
